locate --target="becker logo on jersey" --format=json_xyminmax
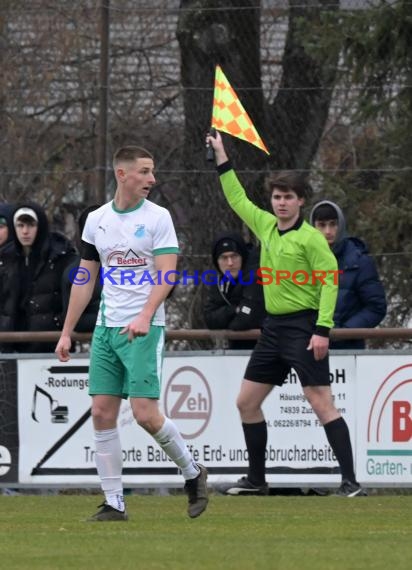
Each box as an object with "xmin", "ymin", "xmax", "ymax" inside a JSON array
[{"xmin": 107, "ymin": 249, "xmax": 148, "ymax": 268}]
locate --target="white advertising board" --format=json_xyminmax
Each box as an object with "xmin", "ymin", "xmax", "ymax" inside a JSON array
[
  {"xmin": 17, "ymin": 354, "xmax": 355, "ymax": 487},
  {"xmin": 355, "ymin": 355, "xmax": 412, "ymax": 486}
]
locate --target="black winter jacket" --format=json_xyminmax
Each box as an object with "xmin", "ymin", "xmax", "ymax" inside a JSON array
[
  {"xmin": 203, "ymin": 234, "xmax": 266, "ymax": 349},
  {"xmin": 0, "ymin": 202, "xmax": 77, "ymax": 352}
]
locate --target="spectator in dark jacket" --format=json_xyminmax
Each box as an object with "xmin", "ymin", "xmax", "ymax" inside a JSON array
[
  {"xmin": 310, "ymin": 200, "xmax": 386, "ymax": 349},
  {"xmin": 0, "ymin": 204, "xmax": 15, "ymax": 348},
  {"xmin": 0, "ymin": 203, "xmax": 13, "ymax": 253},
  {"xmin": 0, "ymin": 202, "xmax": 77, "ymax": 353},
  {"xmin": 203, "ymin": 232, "xmax": 266, "ymax": 349},
  {"xmin": 62, "ymin": 205, "xmax": 102, "ymax": 333}
]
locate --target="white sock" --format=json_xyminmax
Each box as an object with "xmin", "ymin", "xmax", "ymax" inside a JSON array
[
  {"xmin": 94, "ymin": 428, "xmax": 125, "ymax": 511},
  {"xmin": 152, "ymin": 417, "xmax": 200, "ymax": 480}
]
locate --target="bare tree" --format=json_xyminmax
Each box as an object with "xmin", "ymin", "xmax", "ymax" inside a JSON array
[
  {"xmin": 176, "ymin": 0, "xmax": 341, "ymax": 261},
  {"xmin": 173, "ymin": 0, "xmax": 341, "ymax": 329}
]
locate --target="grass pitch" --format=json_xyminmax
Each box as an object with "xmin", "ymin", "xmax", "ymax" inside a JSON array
[{"xmin": 0, "ymin": 494, "xmax": 411, "ymax": 570}]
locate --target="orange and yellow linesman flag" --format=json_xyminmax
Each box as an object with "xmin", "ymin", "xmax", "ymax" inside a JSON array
[{"xmin": 211, "ymin": 65, "xmax": 269, "ymax": 155}]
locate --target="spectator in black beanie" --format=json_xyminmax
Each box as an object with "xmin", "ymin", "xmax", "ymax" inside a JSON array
[{"xmin": 203, "ymin": 232, "xmax": 266, "ymax": 349}]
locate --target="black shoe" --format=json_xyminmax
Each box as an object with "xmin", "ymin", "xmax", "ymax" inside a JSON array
[
  {"xmin": 217, "ymin": 476, "xmax": 269, "ymax": 496},
  {"xmin": 336, "ymin": 480, "xmax": 367, "ymax": 497},
  {"xmin": 87, "ymin": 502, "xmax": 128, "ymax": 521},
  {"xmin": 184, "ymin": 464, "xmax": 209, "ymax": 518}
]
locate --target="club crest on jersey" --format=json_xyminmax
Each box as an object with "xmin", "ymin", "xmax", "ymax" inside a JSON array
[
  {"xmin": 107, "ymin": 249, "xmax": 148, "ymax": 267},
  {"xmin": 134, "ymin": 224, "xmax": 145, "ymax": 238}
]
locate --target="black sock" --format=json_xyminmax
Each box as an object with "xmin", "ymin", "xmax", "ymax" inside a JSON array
[
  {"xmin": 242, "ymin": 421, "xmax": 267, "ymax": 486},
  {"xmin": 323, "ymin": 417, "xmax": 356, "ymax": 483}
]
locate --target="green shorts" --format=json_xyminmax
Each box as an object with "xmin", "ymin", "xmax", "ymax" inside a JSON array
[{"xmin": 88, "ymin": 325, "xmax": 165, "ymax": 399}]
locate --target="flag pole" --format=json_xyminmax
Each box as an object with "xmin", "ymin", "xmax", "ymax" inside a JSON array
[
  {"xmin": 206, "ymin": 127, "xmax": 216, "ymax": 162},
  {"xmin": 206, "ymin": 64, "xmax": 218, "ymax": 161}
]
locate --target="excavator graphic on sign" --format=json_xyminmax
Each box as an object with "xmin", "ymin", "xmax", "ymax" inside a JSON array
[{"xmin": 31, "ymin": 385, "xmax": 69, "ymax": 423}]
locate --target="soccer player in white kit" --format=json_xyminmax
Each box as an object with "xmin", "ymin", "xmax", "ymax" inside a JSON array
[{"xmin": 56, "ymin": 146, "xmax": 208, "ymax": 520}]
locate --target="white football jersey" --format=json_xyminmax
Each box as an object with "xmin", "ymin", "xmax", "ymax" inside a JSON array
[{"xmin": 82, "ymin": 199, "xmax": 179, "ymax": 326}]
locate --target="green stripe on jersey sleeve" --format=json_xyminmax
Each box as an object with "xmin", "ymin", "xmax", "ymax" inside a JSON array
[{"xmin": 153, "ymin": 247, "xmax": 180, "ymax": 255}]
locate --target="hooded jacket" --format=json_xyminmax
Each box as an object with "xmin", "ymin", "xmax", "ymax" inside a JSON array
[
  {"xmin": 203, "ymin": 232, "xmax": 266, "ymax": 349},
  {"xmin": 310, "ymin": 200, "xmax": 387, "ymax": 349},
  {"xmin": 61, "ymin": 205, "xmax": 102, "ymax": 333},
  {"xmin": 0, "ymin": 203, "xmax": 14, "ymax": 253},
  {"xmin": 0, "ymin": 202, "xmax": 77, "ymax": 352}
]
